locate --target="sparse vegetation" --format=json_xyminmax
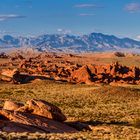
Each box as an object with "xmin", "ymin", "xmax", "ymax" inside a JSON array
[
  {"xmin": 0, "ymin": 52, "xmax": 140, "ymax": 139},
  {"xmin": 0, "ymin": 80, "xmax": 139, "ymax": 139}
]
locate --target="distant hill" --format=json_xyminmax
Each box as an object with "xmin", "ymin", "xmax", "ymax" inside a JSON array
[{"xmin": 0, "ymin": 33, "xmax": 140, "ymax": 53}]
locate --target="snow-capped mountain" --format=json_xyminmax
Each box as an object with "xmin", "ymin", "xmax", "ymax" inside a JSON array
[{"xmin": 0, "ymin": 33, "xmax": 140, "ymax": 52}]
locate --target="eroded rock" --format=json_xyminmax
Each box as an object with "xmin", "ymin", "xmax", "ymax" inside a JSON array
[
  {"xmin": 3, "ymin": 100, "xmax": 24, "ymax": 111},
  {"xmin": 1, "ymin": 53, "xmax": 140, "ymax": 85},
  {"xmin": 17, "ymin": 99, "xmax": 66, "ymax": 122},
  {"xmin": 0, "ymin": 109, "xmax": 77, "ymax": 133},
  {"xmin": 71, "ymin": 65, "xmax": 93, "ymax": 85},
  {"xmin": 0, "ymin": 69, "xmax": 21, "ymax": 84}
]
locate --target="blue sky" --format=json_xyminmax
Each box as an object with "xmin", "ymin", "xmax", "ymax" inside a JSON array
[{"xmin": 0, "ymin": 0, "xmax": 140, "ymax": 40}]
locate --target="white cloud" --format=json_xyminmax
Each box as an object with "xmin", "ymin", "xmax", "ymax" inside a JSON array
[
  {"xmin": 74, "ymin": 4, "xmax": 103, "ymax": 8},
  {"xmin": 125, "ymin": 3, "xmax": 140, "ymax": 13},
  {"xmin": 57, "ymin": 29, "xmax": 72, "ymax": 34},
  {"xmin": 136, "ymin": 35, "xmax": 140, "ymax": 40},
  {"xmin": 57, "ymin": 29, "xmax": 63, "ymax": 32},
  {"xmin": 0, "ymin": 14, "xmax": 25, "ymax": 21},
  {"xmin": 79, "ymin": 13, "xmax": 95, "ymax": 16}
]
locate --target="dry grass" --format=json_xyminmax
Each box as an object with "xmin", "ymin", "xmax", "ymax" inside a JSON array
[
  {"xmin": 70, "ymin": 52, "xmax": 140, "ymax": 67},
  {"xmin": 0, "ymin": 80, "xmax": 139, "ymax": 139}
]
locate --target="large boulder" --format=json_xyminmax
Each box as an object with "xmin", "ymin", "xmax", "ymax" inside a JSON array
[
  {"xmin": 1, "ymin": 69, "xmax": 19, "ymax": 78},
  {"xmin": 0, "ymin": 120, "xmax": 45, "ymax": 133},
  {"xmin": 1, "ymin": 69, "xmax": 21, "ymax": 84},
  {"xmin": 0, "ymin": 69, "xmax": 35, "ymax": 84},
  {"xmin": 72, "ymin": 65, "xmax": 93, "ymax": 85},
  {"xmin": 0, "ymin": 109, "xmax": 77, "ymax": 133},
  {"xmin": 3, "ymin": 100, "xmax": 24, "ymax": 111},
  {"xmin": 17, "ymin": 99, "xmax": 66, "ymax": 122}
]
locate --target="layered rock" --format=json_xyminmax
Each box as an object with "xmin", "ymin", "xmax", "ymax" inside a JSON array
[
  {"xmin": 71, "ymin": 62, "xmax": 140, "ymax": 85},
  {"xmin": 0, "ymin": 69, "xmax": 34, "ymax": 84},
  {"xmin": 0, "ymin": 100, "xmax": 77, "ymax": 133},
  {"xmin": 17, "ymin": 99, "xmax": 66, "ymax": 122},
  {"xmin": 0, "ymin": 110, "xmax": 77, "ymax": 133},
  {"xmin": 3, "ymin": 100, "xmax": 24, "ymax": 111},
  {"xmin": 0, "ymin": 69, "xmax": 21, "ymax": 83},
  {"xmin": 1, "ymin": 53, "xmax": 140, "ymax": 85},
  {"xmin": 71, "ymin": 65, "xmax": 93, "ymax": 85}
]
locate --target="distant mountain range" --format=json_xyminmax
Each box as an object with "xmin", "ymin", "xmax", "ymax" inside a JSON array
[{"xmin": 1, "ymin": 33, "xmax": 140, "ymax": 53}]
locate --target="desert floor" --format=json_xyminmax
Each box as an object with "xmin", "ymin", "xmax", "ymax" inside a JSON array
[{"xmin": 0, "ymin": 52, "xmax": 139, "ymax": 139}]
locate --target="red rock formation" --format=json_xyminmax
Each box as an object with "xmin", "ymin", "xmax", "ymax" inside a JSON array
[
  {"xmin": 3, "ymin": 101, "xmax": 24, "ymax": 111},
  {"xmin": 71, "ymin": 65, "xmax": 93, "ymax": 85},
  {"xmin": 0, "ymin": 110, "xmax": 77, "ymax": 133},
  {"xmin": 0, "ymin": 100, "xmax": 78, "ymax": 133},
  {"xmin": 0, "ymin": 69, "xmax": 21, "ymax": 83},
  {"xmin": 1, "ymin": 53, "xmax": 140, "ymax": 85},
  {"xmin": 17, "ymin": 99, "xmax": 66, "ymax": 122},
  {"xmin": 70, "ymin": 62, "xmax": 140, "ymax": 85}
]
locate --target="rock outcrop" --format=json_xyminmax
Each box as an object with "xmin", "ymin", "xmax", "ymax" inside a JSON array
[
  {"xmin": 1, "ymin": 51, "xmax": 140, "ymax": 85},
  {"xmin": 0, "ymin": 69, "xmax": 35, "ymax": 84},
  {"xmin": 71, "ymin": 62, "xmax": 140, "ymax": 85},
  {"xmin": 3, "ymin": 100, "xmax": 24, "ymax": 111},
  {"xmin": 0, "ymin": 69, "xmax": 21, "ymax": 84},
  {"xmin": 71, "ymin": 65, "xmax": 93, "ymax": 85},
  {"xmin": 0, "ymin": 100, "xmax": 77, "ymax": 133},
  {"xmin": 17, "ymin": 99, "xmax": 66, "ymax": 122}
]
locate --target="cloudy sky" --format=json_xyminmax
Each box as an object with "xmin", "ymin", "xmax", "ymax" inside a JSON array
[{"xmin": 0, "ymin": 0, "xmax": 140, "ymax": 39}]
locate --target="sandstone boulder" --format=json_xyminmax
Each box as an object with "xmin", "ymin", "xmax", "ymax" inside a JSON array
[
  {"xmin": 0, "ymin": 120, "xmax": 45, "ymax": 133},
  {"xmin": 72, "ymin": 65, "xmax": 93, "ymax": 85},
  {"xmin": 1, "ymin": 69, "xmax": 21, "ymax": 84},
  {"xmin": 17, "ymin": 99, "xmax": 66, "ymax": 122},
  {"xmin": 1, "ymin": 69, "xmax": 19, "ymax": 78},
  {"xmin": 0, "ymin": 109, "xmax": 77, "ymax": 133},
  {"xmin": 3, "ymin": 100, "xmax": 24, "ymax": 111},
  {"xmin": 87, "ymin": 64, "xmax": 97, "ymax": 74}
]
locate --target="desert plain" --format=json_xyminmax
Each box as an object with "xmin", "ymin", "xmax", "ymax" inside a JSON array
[{"xmin": 0, "ymin": 51, "xmax": 139, "ymax": 140}]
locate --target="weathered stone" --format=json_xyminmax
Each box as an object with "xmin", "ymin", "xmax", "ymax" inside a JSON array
[
  {"xmin": 3, "ymin": 100, "xmax": 24, "ymax": 111},
  {"xmin": 0, "ymin": 120, "xmax": 45, "ymax": 133},
  {"xmin": 17, "ymin": 99, "xmax": 67, "ymax": 122},
  {"xmin": 1, "ymin": 69, "xmax": 19, "ymax": 78},
  {"xmin": 0, "ymin": 109, "xmax": 77, "ymax": 133},
  {"xmin": 72, "ymin": 65, "xmax": 93, "ymax": 85}
]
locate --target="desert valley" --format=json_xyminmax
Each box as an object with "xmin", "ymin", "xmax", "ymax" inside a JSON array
[
  {"xmin": 0, "ymin": 50, "xmax": 139, "ymax": 139},
  {"xmin": 0, "ymin": 0, "xmax": 140, "ymax": 139}
]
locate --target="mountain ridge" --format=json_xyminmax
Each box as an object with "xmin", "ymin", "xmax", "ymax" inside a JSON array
[{"xmin": 0, "ymin": 32, "xmax": 140, "ymax": 53}]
